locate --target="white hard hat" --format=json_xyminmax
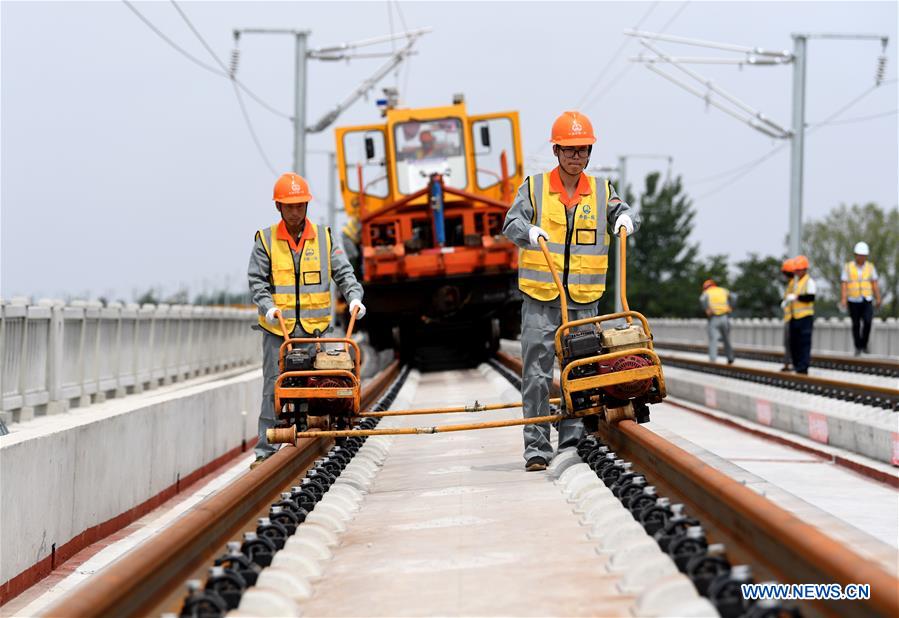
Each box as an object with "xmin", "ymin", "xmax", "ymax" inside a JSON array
[{"xmin": 854, "ymin": 241, "xmax": 870, "ymax": 256}]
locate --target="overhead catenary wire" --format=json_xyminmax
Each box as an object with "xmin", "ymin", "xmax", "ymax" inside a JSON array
[
  {"xmin": 584, "ymin": 1, "xmax": 691, "ymax": 110},
  {"xmin": 122, "ymin": 0, "xmax": 292, "ymax": 121},
  {"xmin": 526, "ymin": 1, "xmax": 666, "ymax": 162},
  {"xmin": 693, "ymin": 79, "xmax": 896, "ymax": 200},
  {"xmin": 168, "ymin": 0, "xmax": 279, "ymax": 174}
]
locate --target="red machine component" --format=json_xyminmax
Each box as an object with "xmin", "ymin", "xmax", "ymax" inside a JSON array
[{"xmin": 599, "ymin": 355, "xmax": 653, "ymax": 400}]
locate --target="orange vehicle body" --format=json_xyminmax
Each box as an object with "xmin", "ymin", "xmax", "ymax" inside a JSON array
[{"xmin": 335, "ymin": 99, "xmax": 524, "ymax": 366}]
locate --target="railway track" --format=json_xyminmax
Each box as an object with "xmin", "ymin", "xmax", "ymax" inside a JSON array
[
  {"xmin": 495, "ymin": 351, "xmax": 899, "ymax": 618},
  {"xmin": 45, "ymin": 361, "xmax": 402, "ymax": 618},
  {"xmin": 44, "ymin": 354, "xmax": 898, "ymax": 618},
  {"xmin": 657, "ymin": 353, "xmax": 899, "ymax": 410},
  {"xmin": 656, "ymin": 340, "xmax": 899, "ymax": 377}
]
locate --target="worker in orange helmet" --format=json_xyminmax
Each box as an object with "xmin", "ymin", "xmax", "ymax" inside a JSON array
[
  {"xmin": 247, "ymin": 172, "xmax": 366, "ymax": 468},
  {"xmin": 778, "ymin": 258, "xmax": 797, "ymax": 371},
  {"xmin": 700, "ymin": 279, "xmax": 735, "ymax": 364},
  {"xmin": 502, "ymin": 110, "xmax": 639, "ymax": 472},
  {"xmin": 784, "ymin": 255, "xmax": 816, "ymax": 374}
]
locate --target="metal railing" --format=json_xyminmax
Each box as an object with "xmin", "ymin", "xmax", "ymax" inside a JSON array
[
  {"xmin": 651, "ymin": 316, "xmax": 899, "ymax": 357},
  {"xmin": 1, "ymin": 299, "xmax": 259, "ymax": 422}
]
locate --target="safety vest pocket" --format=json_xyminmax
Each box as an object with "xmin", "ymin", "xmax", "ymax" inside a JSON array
[
  {"xmin": 576, "ymin": 229, "xmax": 597, "ymax": 245},
  {"xmin": 303, "ymin": 271, "xmax": 322, "ymax": 286}
]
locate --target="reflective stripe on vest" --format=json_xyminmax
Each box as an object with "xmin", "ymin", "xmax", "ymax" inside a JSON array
[
  {"xmin": 517, "ymin": 173, "xmax": 610, "ymax": 303},
  {"xmin": 846, "ymin": 261, "xmax": 874, "ymax": 299},
  {"xmin": 783, "ymin": 277, "xmax": 795, "ymax": 322},
  {"xmin": 791, "ymin": 274, "xmax": 814, "ymax": 320},
  {"xmin": 256, "ymin": 222, "xmax": 332, "ymax": 336},
  {"xmin": 706, "ymin": 286, "xmax": 731, "ymax": 316}
]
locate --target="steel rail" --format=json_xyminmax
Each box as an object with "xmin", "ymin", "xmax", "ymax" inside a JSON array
[
  {"xmin": 45, "ymin": 360, "xmax": 401, "ymax": 618},
  {"xmin": 660, "ymin": 354, "xmax": 899, "ymax": 409},
  {"xmin": 496, "ymin": 353, "xmax": 899, "ymax": 618},
  {"xmin": 655, "ymin": 340, "xmax": 899, "ymax": 377}
]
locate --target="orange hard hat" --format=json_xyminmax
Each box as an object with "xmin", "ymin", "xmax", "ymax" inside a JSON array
[
  {"xmin": 781, "ymin": 258, "xmax": 796, "ymax": 273},
  {"xmin": 273, "ymin": 173, "xmax": 312, "ymax": 204},
  {"xmin": 420, "ymin": 130, "xmax": 435, "ymax": 143},
  {"xmin": 793, "ymin": 255, "xmax": 809, "ymax": 270},
  {"xmin": 551, "ymin": 111, "xmax": 596, "ymax": 146},
  {"xmin": 702, "ymin": 279, "xmax": 716, "ymax": 290}
]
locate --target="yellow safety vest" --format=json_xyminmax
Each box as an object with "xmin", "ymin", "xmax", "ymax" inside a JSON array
[
  {"xmin": 791, "ymin": 274, "xmax": 814, "ymax": 320},
  {"xmin": 517, "ymin": 173, "xmax": 610, "ymax": 303},
  {"xmin": 845, "ymin": 261, "xmax": 874, "ymax": 299},
  {"xmin": 342, "ymin": 217, "xmax": 360, "ymax": 244},
  {"xmin": 256, "ymin": 222, "xmax": 332, "ymax": 336},
  {"xmin": 783, "ymin": 277, "xmax": 795, "ymax": 322},
  {"xmin": 705, "ymin": 286, "xmax": 731, "ymax": 316}
]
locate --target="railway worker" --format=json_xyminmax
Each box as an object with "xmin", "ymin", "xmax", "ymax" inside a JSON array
[
  {"xmin": 341, "ymin": 215, "xmax": 362, "ymax": 278},
  {"xmin": 700, "ymin": 279, "xmax": 735, "ymax": 364},
  {"xmin": 785, "ymin": 255, "xmax": 815, "ymax": 374},
  {"xmin": 840, "ymin": 241, "xmax": 882, "ymax": 356},
  {"xmin": 502, "ymin": 110, "xmax": 639, "ymax": 472},
  {"xmin": 779, "ymin": 258, "xmax": 796, "ymax": 371},
  {"xmin": 248, "ymin": 172, "xmax": 366, "ymax": 468}
]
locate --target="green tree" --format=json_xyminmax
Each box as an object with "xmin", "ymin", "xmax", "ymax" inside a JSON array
[
  {"xmin": 626, "ymin": 172, "xmax": 700, "ymax": 317},
  {"xmin": 803, "ymin": 203, "xmax": 899, "ymax": 317},
  {"xmin": 730, "ymin": 253, "xmax": 784, "ymax": 318},
  {"xmin": 694, "ymin": 254, "xmax": 730, "ymax": 287}
]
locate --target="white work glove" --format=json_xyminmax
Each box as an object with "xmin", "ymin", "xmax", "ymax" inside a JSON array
[
  {"xmin": 265, "ymin": 307, "xmax": 281, "ymax": 325},
  {"xmin": 785, "ymin": 294, "xmax": 797, "ymax": 303},
  {"xmin": 528, "ymin": 226, "xmax": 549, "ymax": 246},
  {"xmin": 349, "ymin": 299, "xmax": 366, "ymax": 319},
  {"xmin": 614, "ymin": 214, "xmax": 634, "ymax": 236}
]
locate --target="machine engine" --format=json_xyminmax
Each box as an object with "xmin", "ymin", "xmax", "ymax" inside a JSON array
[{"xmin": 560, "ymin": 323, "xmax": 661, "ymax": 423}]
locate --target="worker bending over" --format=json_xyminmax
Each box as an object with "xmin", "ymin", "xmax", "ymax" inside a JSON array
[
  {"xmin": 248, "ymin": 173, "xmax": 366, "ymax": 468},
  {"xmin": 502, "ymin": 111, "xmax": 639, "ymax": 472},
  {"xmin": 700, "ymin": 279, "xmax": 735, "ymax": 364}
]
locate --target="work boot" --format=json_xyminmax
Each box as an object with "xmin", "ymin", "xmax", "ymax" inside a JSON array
[
  {"xmin": 779, "ymin": 365, "xmax": 792, "ymax": 372},
  {"xmin": 525, "ymin": 456, "xmax": 547, "ymax": 472},
  {"xmin": 854, "ymin": 348, "xmax": 862, "ymax": 357},
  {"xmin": 727, "ymin": 358, "xmax": 735, "ymax": 365}
]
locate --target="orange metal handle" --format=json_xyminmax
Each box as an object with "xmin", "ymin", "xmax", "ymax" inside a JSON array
[
  {"xmin": 345, "ymin": 305, "xmax": 359, "ymax": 352},
  {"xmin": 618, "ymin": 227, "xmax": 631, "ymax": 324},
  {"xmin": 275, "ymin": 310, "xmax": 292, "ymax": 351},
  {"xmin": 537, "ymin": 236, "xmax": 568, "ymax": 325}
]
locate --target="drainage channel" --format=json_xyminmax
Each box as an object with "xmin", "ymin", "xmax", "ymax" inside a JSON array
[{"xmin": 169, "ymin": 366, "xmax": 411, "ymax": 617}]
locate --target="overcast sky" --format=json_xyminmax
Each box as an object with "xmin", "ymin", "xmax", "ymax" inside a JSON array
[{"xmin": 2, "ymin": 1, "xmax": 896, "ymax": 302}]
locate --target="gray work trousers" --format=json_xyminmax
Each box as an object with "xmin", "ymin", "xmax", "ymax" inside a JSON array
[
  {"xmin": 521, "ymin": 297, "xmax": 596, "ymax": 462},
  {"xmin": 257, "ymin": 329, "xmax": 315, "ymax": 458},
  {"xmin": 783, "ymin": 322, "xmax": 791, "ymax": 367},
  {"xmin": 707, "ymin": 314, "xmax": 734, "ymax": 363}
]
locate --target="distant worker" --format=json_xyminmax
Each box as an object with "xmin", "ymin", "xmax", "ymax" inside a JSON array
[
  {"xmin": 502, "ymin": 110, "xmax": 638, "ymax": 472},
  {"xmin": 417, "ymin": 130, "xmax": 439, "ymax": 159},
  {"xmin": 700, "ymin": 280, "xmax": 735, "ymax": 364},
  {"xmin": 785, "ymin": 255, "xmax": 815, "ymax": 374},
  {"xmin": 248, "ymin": 173, "xmax": 366, "ymax": 468},
  {"xmin": 840, "ymin": 241, "xmax": 882, "ymax": 356},
  {"xmin": 779, "ymin": 258, "xmax": 796, "ymax": 371},
  {"xmin": 342, "ymin": 215, "xmax": 362, "ymax": 277}
]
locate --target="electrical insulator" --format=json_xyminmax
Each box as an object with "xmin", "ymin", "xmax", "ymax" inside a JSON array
[
  {"xmin": 875, "ymin": 54, "xmax": 887, "ymax": 86},
  {"xmin": 229, "ymin": 49, "xmax": 241, "ymax": 79}
]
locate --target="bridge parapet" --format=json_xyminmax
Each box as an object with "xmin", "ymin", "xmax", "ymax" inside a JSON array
[
  {"xmin": 651, "ymin": 316, "xmax": 898, "ymax": 357},
  {"xmin": 1, "ymin": 298, "xmax": 257, "ymax": 423}
]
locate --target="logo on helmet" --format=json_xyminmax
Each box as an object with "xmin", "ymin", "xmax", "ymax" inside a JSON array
[
  {"xmin": 571, "ymin": 116, "xmax": 583, "ymax": 133},
  {"xmin": 291, "ymin": 180, "xmax": 302, "ymax": 194}
]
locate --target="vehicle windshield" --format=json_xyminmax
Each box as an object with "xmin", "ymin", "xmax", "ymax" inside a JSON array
[{"xmin": 393, "ymin": 118, "xmax": 467, "ymax": 193}]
